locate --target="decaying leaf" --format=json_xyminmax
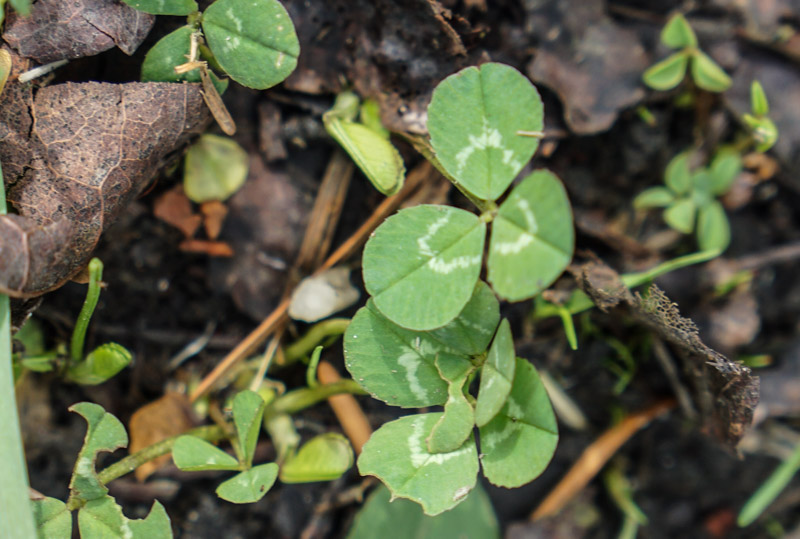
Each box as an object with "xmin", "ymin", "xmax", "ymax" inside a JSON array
[
  {"xmin": 574, "ymin": 260, "xmax": 759, "ymax": 448},
  {"xmin": 527, "ymin": 0, "xmax": 647, "ymax": 134},
  {"xmin": 153, "ymin": 185, "xmax": 202, "ymax": 239},
  {"xmin": 129, "ymin": 393, "xmax": 197, "ymax": 482},
  {"xmin": 3, "ymin": 0, "xmax": 154, "ymax": 63},
  {"xmin": 0, "ymin": 76, "xmax": 209, "ymax": 297}
]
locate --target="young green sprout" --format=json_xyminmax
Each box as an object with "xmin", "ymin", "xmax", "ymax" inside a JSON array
[
  {"xmin": 634, "ymin": 149, "xmax": 741, "ymax": 252},
  {"xmin": 643, "ymin": 13, "xmax": 731, "ymax": 92}
]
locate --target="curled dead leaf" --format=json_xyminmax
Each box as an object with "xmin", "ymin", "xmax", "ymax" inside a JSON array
[{"xmin": 0, "ymin": 80, "xmax": 210, "ymax": 297}]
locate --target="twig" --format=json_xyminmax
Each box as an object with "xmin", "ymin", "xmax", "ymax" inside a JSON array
[
  {"xmin": 189, "ymin": 161, "xmax": 431, "ymax": 402},
  {"xmin": 651, "ymin": 338, "xmax": 697, "ymax": 420},
  {"xmin": 531, "ymin": 399, "xmax": 675, "ymax": 521},
  {"xmin": 317, "ymin": 360, "xmax": 372, "ymax": 454}
]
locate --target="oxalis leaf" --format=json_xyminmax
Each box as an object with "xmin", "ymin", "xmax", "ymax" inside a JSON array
[
  {"xmin": 358, "ymin": 413, "xmax": 479, "ymax": 516},
  {"xmin": 474, "ymin": 319, "xmax": 515, "ymax": 427},
  {"xmin": 121, "ymin": 0, "xmax": 197, "ymax": 15},
  {"xmin": 344, "ymin": 282, "xmax": 496, "ymax": 408},
  {"xmin": 78, "ymin": 496, "xmax": 171, "ymax": 539},
  {"xmin": 363, "ymin": 204, "xmax": 485, "ymax": 330},
  {"xmin": 216, "ymin": 463, "xmax": 279, "ymax": 503},
  {"xmin": 232, "ymin": 390, "xmax": 266, "ymax": 467},
  {"xmin": 479, "ymin": 358, "xmax": 558, "ymax": 488},
  {"xmin": 428, "ymin": 62, "xmax": 543, "ymax": 201},
  {"xmin": 172, "ymin": 435, "xmax": 240, "ymax": 471},
  {"xmin": 202, "ymin": 0, "xmax": 299, "ymax": 90},
  {"xmin": 487, "ymin": 170, "xmax": 574, "ymax": 301},
  {"xmin": 68, "ymin": 403, "xmax": 128, "ymax": 502}
]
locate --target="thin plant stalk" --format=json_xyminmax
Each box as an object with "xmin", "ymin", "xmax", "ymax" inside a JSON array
[
  {"xmin": 70, "ymin": 258, "xmax": 103, "ymax": 362},
  {"xmin": 0, "ymin": 162, "xmax": 37, "ymax": 538}
]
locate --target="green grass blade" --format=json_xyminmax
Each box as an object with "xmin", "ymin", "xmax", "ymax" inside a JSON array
[{"xmin": 0, "ymin": 162, "xmax": 37, "ymax": 538}]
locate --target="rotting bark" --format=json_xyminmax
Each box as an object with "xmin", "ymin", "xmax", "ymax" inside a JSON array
[{"xmin": 574, "ymin": 259, "xmax": 760, "ymax": 448}]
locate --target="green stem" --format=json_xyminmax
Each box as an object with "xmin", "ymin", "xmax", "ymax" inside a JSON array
[
  {"xmin": 266, "ymin": 380, "xmax": 367, "ymax": 417},
  {"xmin": 94, "ymin": 382, "xmax": 365, "ymax": 488},
  {"xmin": 95, "ymin": 425, "xmax": 225, "ymax": 487},
  {"xmin": 283, "ymin": 318, "xmax": 349, "ymax": 364},
  {"xmin": 738, "ymin": 440, "xmax": 800, "ymax": 527},
  {"xmin": 620, "ymin": 249, "xmax": 720, "ymax": 289},
  {"xmin": 306, "ymin": 346, "xmax": 323, "ymax": 389},
  {"xmin": 0, "ymin": 163, "xmax": 37, "ymax": 538},
  {"xmin": 70, "ymin": 258, "xmax": 103, "ymax": 363}
]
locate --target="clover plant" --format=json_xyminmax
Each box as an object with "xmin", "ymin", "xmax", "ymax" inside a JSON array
[
  {"xmin": 343, "ymin": 62, "xmax": 573, "ymax": 515},
  {"xmin": 128, "ymin": 0, "xmax": 299, "ymax": 91},
  {"xmin": 634, "ymin": 80, "xmax": 778, "ymax": 253},
  {"xmin": 31, "ymin": 403, "xmax": 172, "ymax": 538},
  {"xmin": 31, "ymin": 381, "xmax": 356, "ymax": 537},
  {"xmin": 643, "ymin": 13, "xmax": 731, "ymax": 92},
  {"xmin": 634, "ymin": 148, "xmax": 740, "ymax": 252}
]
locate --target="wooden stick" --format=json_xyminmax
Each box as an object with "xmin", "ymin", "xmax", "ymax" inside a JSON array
[
  {"xmin": 190, "ymin": 160, "xmax": 433, "ymax": 402},
  {"xmin": 317, "ymin": 360, "xmax": 372, "ymax": 454},
  {"xmin": 531, "ymin": 399, "xmax": 675, "ymax": 521}
]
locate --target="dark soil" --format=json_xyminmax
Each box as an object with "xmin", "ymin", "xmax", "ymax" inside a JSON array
[{"xmin": 12, "ymin": 0, "xmax": 800, "ymax": 538}]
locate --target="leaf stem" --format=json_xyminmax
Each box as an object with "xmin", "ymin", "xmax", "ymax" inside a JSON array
[
  {"xmin": 70, "ymin": 258, "xmax": 104, "ymax": 363},
  {"xmin": 96, "ymin": 382, "xmax": 366, "ymax": 486},
  {"xmin": 0, "ymin": 163, "xmax": 37, "ymax": 538},
  {"xmin": 282, "ymin": 317, "xmax": 349, "ymax": 365},
  {"xmin": 266, "ymin": 380, "xmax": 367, "ymax": 417},
  {"xmin": 96, "ymin": 425, "xmax": 226, "ymax": 488}
]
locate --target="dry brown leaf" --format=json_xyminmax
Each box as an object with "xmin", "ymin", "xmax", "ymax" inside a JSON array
[
  {"xmin": 153, "ymin": 185, "xmax": 202, "ymax": 239},
  {"xmin": 179, "ymin": 239, "xmax": 234, "ymax": 257},
  {"xmin": 200, "ymin": 200, "xmax": 228, "ymax": 240},
  {"xmin": 3, "ymin": 0, "xmax": 153, "ymax": 63},
  {"xmin": 527, "ymin": 0, "xmax": 647, "ymax": 134},
  {"xmin": 128, "ymin": 392, "xmax": 197, "ymax": 482},
  {"xmin": 0, "ymin": 78, "xmax": 209, "ymax": 298}
]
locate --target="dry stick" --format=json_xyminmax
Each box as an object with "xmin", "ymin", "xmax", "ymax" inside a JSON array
[
  {"xmin": 317, "ymin": 360, "xmax": 372, "ymax": 454},
  {"xmin": 317, "ymin": 160, "xmax": 432, "ymax": 272},
  {"xmin": 294, "ymin": 150, "xmax": 354, "ymax": 273},
  {"xmin": 531, "ymin": 398, "xmax": 676, "ymax": 521},
  {"xmin": 651, "ymin": 338, "xmax": 697, "ymax": 420},
  {"xmin": 189, "ymin": 161, "xmax": 431, "ymax": 403}
]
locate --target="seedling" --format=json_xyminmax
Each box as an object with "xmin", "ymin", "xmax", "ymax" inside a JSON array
[
  {"xmin": 30, "ymin": 358, "xmax": 359, "ymax": 537},
  {"xmin": 342, "ymin": 62, "xmax": 572, "ymax": 514},
  {"xmin": 643, "ymin": 13, "xmax": 731, "ymax": 92},
  {"xmin": 31, "ymin": 403, "xmax": 173, "ymax": 538},
  {"xmin": 323, "ymin": 92, "xmax": 406, "ymax": 195},
  {"xmin": 634, "ymin": 148, "xmax": 741, "ymax": 252},
  {"xmin": 743, "ymin": 81, "xmax": 779, "ymax": 153},
  {"xmin": 12, "ymin": 258, "xmax": 133, "ymax": 386}
]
